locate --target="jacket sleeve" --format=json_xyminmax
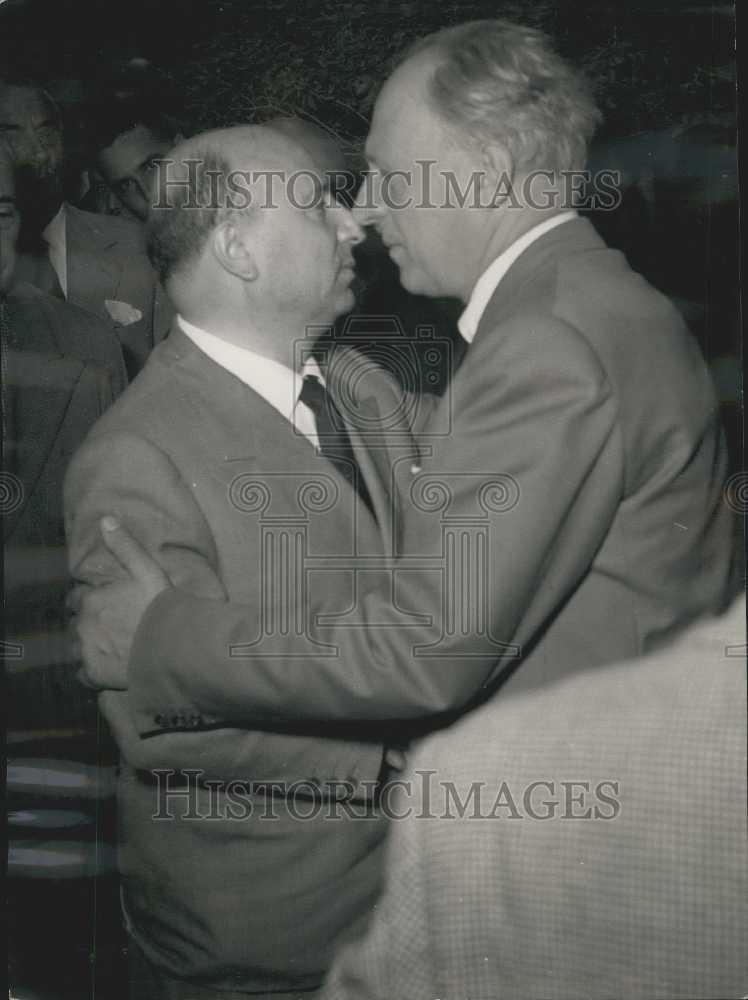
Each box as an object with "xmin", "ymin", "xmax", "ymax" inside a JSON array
[
  {"xmin": 124, "ymin": 313, "xmax": 623, "ymax": 732},
  {"xmin": 64, "ymin": 429, "xmax": 385, "ymax": 785}
]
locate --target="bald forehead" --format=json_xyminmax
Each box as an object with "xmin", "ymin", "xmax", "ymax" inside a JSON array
[
  {"xmin": 382, "ymin": 50, "xmax": 436, "ymax": 103},
  {"xmin": 157, "ymin": 125, "xmax": 330, "ymax": 216},
  {"xmin": 173, "ymin": 125, "xmax": 316, "ymax": 175},
  {"xmin": 267, "ymin": 118, "xmax": 348, "ymax": 174},
  {"xmin": 366, "ymin": 50, "xmax": 449, "ymax": 163}
]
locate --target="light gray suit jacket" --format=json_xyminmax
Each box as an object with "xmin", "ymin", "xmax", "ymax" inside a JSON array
[
  {"xmin": 64, "ymin": 329, "xmax": 422, "ymax": 992},
  {"xmin": 321, "ymin": 596, "xmax": 748, "ymax": 1000}
]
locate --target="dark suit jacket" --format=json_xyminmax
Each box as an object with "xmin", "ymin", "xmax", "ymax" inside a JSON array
[
  {"xmin": 4, "ymin": 282, "xmax": 126, "ymax": 731},
  {"xmin": 64, "ymin": 329, "xmax": 422, "ymax": 991},
  {"xmin": 122, "ymin": 218, "xmax": 737, "ymax": 728},
  {"xmin": 65, "ymin": 204, "xmax": 172, "ymax": 377},
  {"xmin": 321, "ymin": 596, "xmax": 748, "ymax": 1000}
]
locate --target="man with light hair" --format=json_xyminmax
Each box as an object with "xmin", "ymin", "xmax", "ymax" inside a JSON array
[{"xmin": 356, "ymin": 18, "xmax": 604, "ymax": 304}]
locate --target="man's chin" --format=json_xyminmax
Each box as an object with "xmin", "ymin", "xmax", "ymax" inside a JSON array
[
  {"xmin": 334, "ymin": 285, "xmax": 356, "ymax": 316},
  {"xmin": 396, "ymin": 264, "xmax": 439, "ymax": 298}
]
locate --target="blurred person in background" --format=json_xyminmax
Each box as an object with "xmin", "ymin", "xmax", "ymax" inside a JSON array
[
  {"xmin": 2, "ymin": 143, "xmax": 126, "ymax": 997},
  {"xmin": 0, "ymin": 73, "xmax": 171, "ymax": 376},
  {"xmin": 89, "ymin": 101, "xmax": 184, "ymax": 222}
]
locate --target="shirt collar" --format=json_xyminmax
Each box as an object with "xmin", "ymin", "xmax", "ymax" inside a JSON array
[
  {"xmin": 42, "ymin": 203, "xmax": 66, "ymax": 250},
  {"xmin": 42, "ymin": 203, "xmax": 68, "ymax": 298},
  {"xmin": 458, "ymin": 211, "xmax": 577, "ymax": 343},
  {"xmin": 177, "ymin": 315, "xmax": 324, "ymax": 428}
]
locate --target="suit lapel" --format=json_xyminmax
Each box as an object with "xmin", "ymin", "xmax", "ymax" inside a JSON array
[{"xmin": 165, "ymin": 329, "xmax": 388, "ymax": 551}]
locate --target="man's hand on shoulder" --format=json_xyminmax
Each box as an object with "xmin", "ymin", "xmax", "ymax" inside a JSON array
[{"xmin": 71, "ymin": 516, "xmax": 171, "ymax": 690}]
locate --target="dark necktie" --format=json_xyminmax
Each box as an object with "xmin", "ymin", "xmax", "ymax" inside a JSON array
[{"xmin": 299, "ymin": 374, "xmax": 375, "ymax": 518}]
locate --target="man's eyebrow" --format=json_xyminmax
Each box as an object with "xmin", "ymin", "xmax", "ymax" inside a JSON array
[{"xmin": 0, "ymin": 196, "xmax": 17, "ymax": 206}]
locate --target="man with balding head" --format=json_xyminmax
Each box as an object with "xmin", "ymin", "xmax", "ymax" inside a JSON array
[
  {"xmin": 64, "ymin": 125, "xmax": 422, "ymax": 998},
  {"xmin": 267, "ymin": 116, "xmax": 351, "ymax": 182}
]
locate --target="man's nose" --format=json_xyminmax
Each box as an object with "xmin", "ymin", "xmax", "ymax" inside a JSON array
[
  {"xmin": 335, "ymin": 203, "xmax": 365, "ymax": 245},
  {"xmin": 352, "ymin": 174, "xmax": 384, "ymax": 228}
]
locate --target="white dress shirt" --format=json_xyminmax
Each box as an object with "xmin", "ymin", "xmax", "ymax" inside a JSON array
[
  {"xmin": 42, "ymin": 203, "xmax": 68, "ymax": 299},
  {"xmin": 458, "ymin": 211, "xmax": 577, "ymax": 342},
  {"xmin": 178, "ymin": 315, "xmax": 324, "ymax": 449}
]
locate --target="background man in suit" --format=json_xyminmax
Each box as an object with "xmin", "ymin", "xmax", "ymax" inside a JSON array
[
  {"xmin": 0, "ymin": 75, "xmax": 170, "ymax": 376},
  {"xmin": 2, "ymin": 146, "xmax": 127, "ymax": 994},
  {"xmin": 71, "ymin": 19, "xmax": 736, "ymax": 729},
  {"xmin": 2, "ymin": 146, "xmax": 126, "ymax": 731},
  {"xmin": 65, "ymin": 124, "xmax": 423, "ymax": 999},
  {"xmin": 320, "ymin": 594, "xmax": 748, "ymax": 1000}
]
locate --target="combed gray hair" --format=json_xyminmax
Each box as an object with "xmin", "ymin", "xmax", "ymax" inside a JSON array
[{"xmin": 406, "ymin": 19, "xmax": 602, "ymax": 173}]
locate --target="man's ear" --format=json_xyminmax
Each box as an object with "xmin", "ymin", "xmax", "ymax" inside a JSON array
[
  {"xmin": 479, "ymin": 142, "xmax": 516, "ymax": 207},
  {"xmin": 211, "ymin": 218, "xmax": 258, "ymax": 281}
]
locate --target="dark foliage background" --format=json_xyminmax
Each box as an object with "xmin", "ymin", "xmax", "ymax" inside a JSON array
[
  {"xmin": 0, "ymin": 0, "xmax": 737, "ymax": 146},
  {"xmin": 0, "ymin": 0, "xmax": 741, "ymax": 463},
  {"xmin": 174, "ymin": 1, "xmax": 735, "ymax": 143}
]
